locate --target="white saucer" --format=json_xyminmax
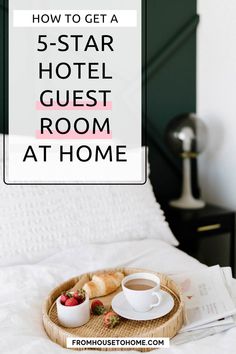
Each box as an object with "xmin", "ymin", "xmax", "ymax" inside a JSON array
[{"xmin": 112, "ymin": 290, "xmax": 174, "ymax": 321}]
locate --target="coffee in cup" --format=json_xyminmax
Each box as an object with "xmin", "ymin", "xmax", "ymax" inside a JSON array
[{"xmin": 122, "ymin": 272, "xmax": 162, "ymax": 312}]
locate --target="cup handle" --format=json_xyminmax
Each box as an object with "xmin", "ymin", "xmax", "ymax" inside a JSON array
[{"xmin": 150, "ymin": 291, "xmax": 162, "ymax": 308}]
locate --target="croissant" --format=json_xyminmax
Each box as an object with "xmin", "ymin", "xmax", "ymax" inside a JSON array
[{"xmin": 83, "ymin": 272, "xmax": 124, "ymax": 298}]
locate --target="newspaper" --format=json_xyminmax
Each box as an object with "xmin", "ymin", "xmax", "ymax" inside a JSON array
[
  {"xmin": 170, "ymin": 265, "xmax": 236, "ymax": 335},
  {"xmin": 184, "ymin": 267, "xmax": 234, "ymax": 332}
]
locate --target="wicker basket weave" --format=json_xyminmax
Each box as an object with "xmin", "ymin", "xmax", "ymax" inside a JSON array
[{"xmin": 42, "ymin": 267, "xmax": 185, "ymax": 351}]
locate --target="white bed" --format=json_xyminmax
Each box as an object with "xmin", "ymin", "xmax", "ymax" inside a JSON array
[
  {"xmin": 0, "ymin": 240, "xmax": 236, "ymax": 354},
  {"xmin": 0, "ymin": 142, "xmax": 235, "ymax": 353}
]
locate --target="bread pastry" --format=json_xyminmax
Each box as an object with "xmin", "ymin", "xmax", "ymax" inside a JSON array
[{"xmin": 83, "ymin": 272, "xmax": 124, "ymax": 298}]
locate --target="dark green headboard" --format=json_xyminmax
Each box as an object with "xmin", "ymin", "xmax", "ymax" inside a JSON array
[{"xmin": 0, "ymin": 0, "xmax": 198, "ymax": 201}]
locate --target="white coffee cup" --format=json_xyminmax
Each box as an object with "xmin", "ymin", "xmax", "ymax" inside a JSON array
[{"xmin": 122, "ymin": 272, "xmax": 162, "ymax": 312}]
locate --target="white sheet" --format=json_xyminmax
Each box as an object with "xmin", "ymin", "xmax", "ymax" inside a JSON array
[{"xmin": 0, "ymin": 239, "xmax": 235, "ymax": 354}]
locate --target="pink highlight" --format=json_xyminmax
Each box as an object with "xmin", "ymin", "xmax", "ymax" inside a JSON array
[
  {"xmin": 36, "ymin": 101, "xmax": 112, "ymax": 111},
  {"xmin": 35, "ymin": 130, "xmax": 112, "ymax": 140}
]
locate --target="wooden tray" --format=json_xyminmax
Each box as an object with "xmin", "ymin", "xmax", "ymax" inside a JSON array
[{"xmin": 42, "ymin": 267, "xmax": 185, "ymax": 351}]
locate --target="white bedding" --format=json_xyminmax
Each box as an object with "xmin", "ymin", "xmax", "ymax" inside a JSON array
[{"xmin": 0, "ymin": 239, "xmax": 235, "ymax": 354}]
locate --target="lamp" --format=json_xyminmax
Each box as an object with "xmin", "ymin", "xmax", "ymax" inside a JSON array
[{"xmin": 165, "ymin": 113, "xmax": 207, "ymax": 209}]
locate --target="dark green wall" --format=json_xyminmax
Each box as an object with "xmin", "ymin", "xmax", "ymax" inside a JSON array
[
  {"xmin": 145, "ymin": 0, "xmax": 198, "ymax": 202},
  {"xmin": 147, "ymin": 0, "xmax": 197, "ymax": 139}
]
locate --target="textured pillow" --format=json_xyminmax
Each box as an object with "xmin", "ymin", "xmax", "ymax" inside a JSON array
[{"xmin": 0, "ymin": 138, "xmax": 178, "ymax": 265}]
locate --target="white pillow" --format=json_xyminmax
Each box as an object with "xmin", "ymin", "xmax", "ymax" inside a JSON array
[{"xmin": 0, "ymin": 138, "xmax": 178, "ymax": 266}]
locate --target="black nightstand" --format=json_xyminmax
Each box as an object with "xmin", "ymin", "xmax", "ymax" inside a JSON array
[{"xmin": 162, "ymin": 204, "xmax": 236, "ymax": 276}]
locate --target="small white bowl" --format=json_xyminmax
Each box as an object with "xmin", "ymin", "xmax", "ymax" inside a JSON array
[{"xmin": 56, "ymin": 293, "xmax": 90, "ymax": 328}]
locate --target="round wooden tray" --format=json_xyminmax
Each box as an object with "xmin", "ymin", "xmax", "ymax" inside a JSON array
[{"xmin": 42, "ymin": 267, "xmax": 185, "ymax": 351}]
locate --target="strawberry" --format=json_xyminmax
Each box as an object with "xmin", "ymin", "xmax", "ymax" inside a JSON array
[
  {"xmin": 65, "ymin": 297, "xmax": 79, "ymax": 306},
  {"xmin": 104, "ymin": 311, "xmax": 120, "ymax": 328},
  {"xmin": 60, "ymin": 292, "xmax": 71, "ymax": 305},
  {"xmin": 73, "ymin": 289, "xmax": 86, "ymax": 304},
  {"xmin": 91, "ymin": 300, "xmax": 105, "ymax": 315}
]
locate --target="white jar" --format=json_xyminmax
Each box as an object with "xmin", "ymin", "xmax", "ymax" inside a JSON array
[{"xmin": 56, "ymin": 293, "xmax": 90, "ymax": 328}]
